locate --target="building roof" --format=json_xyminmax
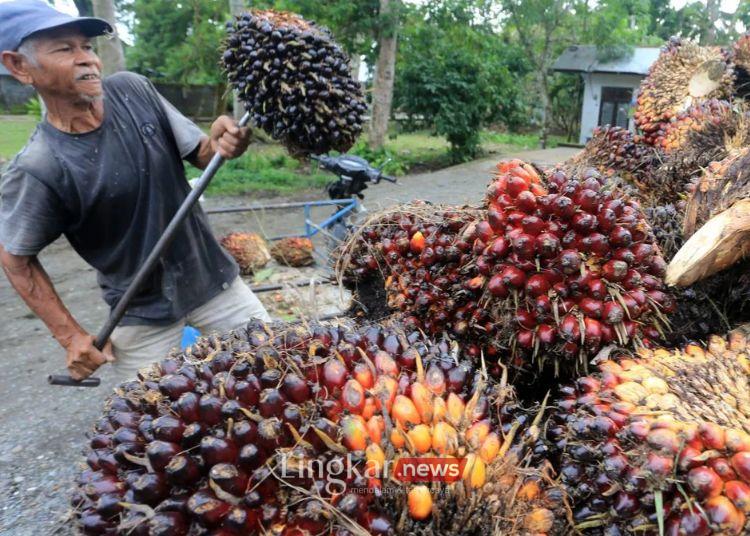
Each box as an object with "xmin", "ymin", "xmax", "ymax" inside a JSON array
[{"xmin": 553, "ymin": 45, "xmax": 661, "ymax": 76}]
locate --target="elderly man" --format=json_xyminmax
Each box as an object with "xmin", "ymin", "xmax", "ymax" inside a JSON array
[{"xmin": 0, "ymin": 0, "xmax": 270, "ymax": 382}]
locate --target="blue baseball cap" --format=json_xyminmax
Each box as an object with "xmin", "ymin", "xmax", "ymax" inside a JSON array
[{"xmin": 0, "ymin": 0, "xmax": 113, "ymax": 52}]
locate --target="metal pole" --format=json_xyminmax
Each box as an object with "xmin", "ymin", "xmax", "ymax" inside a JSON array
[{"xmin": 48, "ymin": 111, "xmax": 251, "ymax": 387}]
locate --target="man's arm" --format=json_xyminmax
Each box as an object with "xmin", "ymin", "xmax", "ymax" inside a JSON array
[
  {"xmin": 0, "ymin": 246, "xmax": 112, "ymax": 379},
  {"xmin": 186, "ymin": 115, "xmax": 251, "ymax": 170}
]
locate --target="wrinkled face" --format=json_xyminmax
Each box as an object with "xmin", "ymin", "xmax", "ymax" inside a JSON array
[{"xmin": 19, "ymin": 27, "xmax": 103, "ymax": 103}]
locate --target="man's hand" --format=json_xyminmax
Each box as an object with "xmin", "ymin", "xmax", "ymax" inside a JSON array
[
  {"xmin": 209, "ymin": 115, "xmax": 250, "ymax": 159},
  {"xmin": 65, "ymin": 332, "xmax": 114, "ymax": 380}
]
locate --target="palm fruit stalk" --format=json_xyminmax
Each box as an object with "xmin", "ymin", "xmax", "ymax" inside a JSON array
[
  {"xmin": 634, "ymin": 37, "xmax": 734, "ymax": 147},
  {"xmin": 338, "ymin": 161, "xmax": 674, "ymax": 378},
  {"xmin": 222, "ymin": 10, "xmax": 366, "ymax": 155},
  {"xmin": 563, "ymin": 126, "xmax": 659, "ymax": 189},
  {"xmin": 270, "ymin": 236, "xmax": 315, "ymax": 267},
  {"xmin": 546, "ymin": 329, "xmax": 750, "ymax": 535},
  {"xmin": 73, "ymin": 319, "xmax": 567, "ymax": 535},
  {"xmin": 220, "ymin": 232, "xmax": 272, "ymax": 275}
]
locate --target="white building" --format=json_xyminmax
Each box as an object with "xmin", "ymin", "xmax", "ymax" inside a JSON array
[{"xmin": 553, "ymin": 45, "xmax": 661, "ymax": 145}]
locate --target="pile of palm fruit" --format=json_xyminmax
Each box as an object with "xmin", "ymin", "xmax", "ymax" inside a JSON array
[{"xmin": 72, "ymin": 24, "xmax": 750, "ymax": 536}]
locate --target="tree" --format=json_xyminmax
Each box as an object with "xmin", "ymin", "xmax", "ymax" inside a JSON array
[
  {"xmin": 395, "ymin": 0, "xmax": 527, "ymax": 161},
  {"xmin": 92, "ymin": 0, "xmax": 126, "ymax": 74},
  {"xmin": 369, "ymin": 0, "xmax": 400, "ymax": 149}
]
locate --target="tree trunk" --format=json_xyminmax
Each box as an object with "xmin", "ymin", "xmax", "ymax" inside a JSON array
[
  {"xmin": 538, "ymin": 70, "xmax": 551, "ymax": 149},
  {"xmin": 369, "ymin": 0, "xmax": 399, "ymax": 150},
  {"xmin": 73, "ymin": 0, "xmax": 93, "ymax": 17},
  {"xmin": 91, "ymin": 0, "xmax": 125, "ymax": 75},
  {"xmin": 350, "ymin": 53, "xmax": 362, "ymax": 83},
  {"xmin": 704, "ymin": 0, "xmax": 719, "ymax": 45},
  {"xmin": 229, "ymin": 0, "xmax": 247, "ymax": 121}
]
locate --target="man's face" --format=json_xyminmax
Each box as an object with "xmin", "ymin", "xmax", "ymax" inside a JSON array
[{"xmin": 13, "ymin": 27, "xmax": 103, "ymax": 103}]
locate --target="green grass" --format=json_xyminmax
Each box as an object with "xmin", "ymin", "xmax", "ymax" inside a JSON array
[
  {"xmin": 0, "ymin": 114, "xmax": 564, "ymax": 196},
  {"xmin": 0, "ymin": 115, "xmax": 38, "ymax": 161}
]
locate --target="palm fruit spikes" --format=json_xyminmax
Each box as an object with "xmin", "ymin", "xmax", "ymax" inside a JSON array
[
  {"xmin": 547, "ymin": 329, "xmax": 750, "ymax": 535},
  {"xmin": 220, "ymin": 232, "xmax": 271, "ymax": 275},
  {"xmin": 634, "ymin": 37, "xmax": 734, "ymax": 146},
  {"xmin": 222, "ymin": 10, "xmax": 366, "ymax": 155},
  {"xmin": 73, "ymin": 319, "xmax": 567, "ymax": 535},
  {"xmin": 270, "ymin": 236, "xmax": 315, "ymax": 267},
  {"xmin": 564, "ymin": 126, "xmax": 658, "ymax": 188}
]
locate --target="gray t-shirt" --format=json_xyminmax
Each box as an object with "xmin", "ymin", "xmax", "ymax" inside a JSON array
[{"xmin": 0, "ymin": 71, "xmax": 239, "ymax": 325}]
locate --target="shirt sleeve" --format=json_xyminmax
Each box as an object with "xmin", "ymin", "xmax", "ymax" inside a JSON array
[
  {"xmin": 156, "ymin": 93, "xmax": 207, "ymax": 159},
  {"xmin": 0, "ymin": 163, "xmax": 66, "ymax": 256}
]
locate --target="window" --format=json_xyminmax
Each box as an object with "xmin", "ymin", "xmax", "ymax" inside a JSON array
[{"xmin": 598, "ymin": 87, "xmax": 632, "ymax": 129}]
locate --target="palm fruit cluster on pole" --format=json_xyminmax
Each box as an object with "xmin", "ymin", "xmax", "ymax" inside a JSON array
[
  {"xmin": 222, "ymin": 10, "xmax": 366, "ymax": 155},
  {"xmin": 563, "ymin": 126, "xmax": 658, "ymax": 189},
  {"xmin": 338, "ymin": 160, "xmax": 674, "ymax": 378},
  {"xmin": 220, "ymin": 232, "xmax": 271, "ymax": 275},
  {"xmin": 546, "ymin": 329, "xmax": 750, "ymax": 535},
  {"xmin": 634, "ymin": 37, "xmax": 734, "ymax": 147},
  {"xmin": 73, "ymin": 319, "xmax": 568, "ymax": 535}
]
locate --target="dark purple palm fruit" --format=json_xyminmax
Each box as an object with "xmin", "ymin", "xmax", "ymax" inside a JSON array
[{"xmin": 222, "ymin": 9, "xmax": 366, "ymax": 155}]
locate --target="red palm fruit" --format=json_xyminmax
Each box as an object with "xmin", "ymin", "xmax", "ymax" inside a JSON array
[
  {"xmin": 572, "ymin": 213, "xmax": 597, "ymax": 233},
  {"xmin": 609, "ymin": 226, "xmax": 632, "ymax": 247},
  {"xmin": 392, "ymin": 396, "xmax": 421, "ymax": 429},
  {"xmin": 500, "ymin": 265, "xmax": 526, "ymax": 288},
  {"xmin": 705, "ymin": 496, "xmax": 745, "ymax": 533},
  {"xmin": 488, "ymin": 236, "xmax": 509, "ymax": 258},
  {"xmin": 587, "ymin": 278, "xmax": 606, "ymax": 299},
  {"xmin": 631, "ymin": 242, "xmax": 654, "ymax": 264},
  {"xmin": 282, "ymin": 373, "xmax": 311, "ymax": 404},
  {"xmin": 487, "ymin": 208, "xmax": 505, "ymax": 232},
  {"xmin": 475, "ymin": 221, "xmax": 493, "ymax": 243},
  {"xmin": 515, "ymin": 309, "xmax": 537, "ymax": 329},
  {"xmin": 726, "ymin": 481, "xmax": 750, "ymax": 513},
  {"xmin": 373, "ymin": 376, "xmax": 398, "ymax": 413},
  {"xmin": 525, "ymin": 274, "xmax": 551, "ymax": 297},
  {"xmin": 537, "ymin": 324, "xmax": 556, "ymax": 345},
  {"xmin": 505, "ymin": 175, "xmax": 529, "ymax": 197},
  {"xmin": 512, "ymin": 233, "xmax": 536, "ymax": 259},
  {"xmin": 366, "ymin": 415, "xmax": 385, "ymax": 445},
  {"xmin": 521, "ymin": 215, "xmax": 546, "ymax": 235},
  {"xmin": 515, "ymin": 190, "xmax": 537, "ymax": 213},
  {"xmin": 425, "ymin": 365, "xmax": 446, "ymax": 396},
  {"xmin": 187, "ymin": 490, "xmax": 231, "ymax": 527},
  {"xmin": 687, "ymin": 467, "xmax": 724, "ymax": 499},
  {"xmin": 602, "ymin": 260, "xmax": 628, "ymax": 282},
  {"xmin": 557, "ymin": 249, "xmax": 581, "ymax": 274},
  {"xmin": 487, "ymin": 274, "xmax": 509, "ymax": 298},
  {"xmin": 700, "ymin": 423, "xmax": 727, "ymax": 450},
  {"xmin": 602, "ymin": 302, "xmax": 625, "ymax": 324},
  {"xmin": 535, "ymin": 232, "xmax": 560, "ymax": 258},
  {"xmin": 731, "ymin": 452, "xmax": 750, "ymax": 482},
  {"xmin": 374, "ymin": 351, "xmax": 399, "ymax": 377},
  {"xmin": 534, "ymin": 294, "xmax": 552, "ymax": 315},
  {"xmin": 410, "ymin": 383, "xmax": 434, "ymax": 424},
  {"xmin": 579, "ymin": 297, "xmax": 603, "ymax": 318},
  {"xmin": 342, "ymin": 379, "xmax": 366, "ymax": 414},
  {"xmin": 341, "ymin": 415, "xmax": 369, "ymax": 451},
  {"xmin": 353, "ymin": 362, "xmax": 374, "ymax": 389},
  {"xmin": 583, "ymin": 318, "xmax": 602, "ymax": 349},
  {"xmin": 323, "ymin": 359, "xmax": 348, "ymax": 392},
  {"xmin": 558, "ymin": 314, "xmax": 581, "ymax": 342},
  {"xmin": 553, "ymin": 195, "xmax": 576, "ymax": 219}
]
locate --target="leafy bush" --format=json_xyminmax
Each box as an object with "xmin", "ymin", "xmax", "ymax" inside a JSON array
[
  {"xmin": 25, "ymin": 96, "xmax": 42, "ymax": 120},
  {"xmin": 395, "ymin": 1, "xmax": 529, "ymax": 163}
]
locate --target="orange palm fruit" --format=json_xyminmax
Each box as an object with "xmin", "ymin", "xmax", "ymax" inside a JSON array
[
  {"xmin": 432, "ymin": 396, "xmax": 447, "ymax": 424},
  {"xmin": 410, "ymin": 231, "xmax": 426, "ymax": 254},
  {"xmin": 432, "ymin": 422, "xmax": 458, "ymax": 455},
  {"xmin": 523, "ymin": 508, "xmax": 554, "ymax": 532},
  {"xmin": 462, "ymin": 453, "xmax": 486, "ymax": 489},
  {"xmin": 361, "ymin": 395, "xmax": 377, "ymax": 421},
  {"xmin": 373, "ymin": 376, "xmax": 398, "ymax": 413},
  {"xmin": 390, "ymin": 427, "xmax": 406, "ymax": 449},
  {"xmin": 365, "ymin": 443, "xmax": 385, "ymax": 477},
  {"xmin": 408, "ymin": 485, "xmax": 433, "ymax": 520},
  {"xmin": 517, "ymin": 479, "xmax": 541, "ymax": 501},
  {"xmin": 341, "ymin": 414, "xmax": 368, "ymax": 451},
  {"xmin": 366, "ymin": 415, "xmax": 385, "ymax": 445},
  {"xmin": 353, "ymin": 362, "xmax": 374, "ymax": 389},
  {"xmin": 446, "ymin": 393, "xmax": 465, "ymax": 427},
  {"xmin": 392, "ymin": 395, "xmax": 421, "ymax": 429},
  {"xmin": 465, "ymin": 419, "xmax": 490, "ymax": 449},
  {"xmin": 407, "ymin": 424, "xmax": 432, "ymax": 454},
  {"xmin": 410, "ymin": 383, "xmax": 433, "ymax": 424},
  {"xmin": 479, "ymin": 432, "xmax": 500, "ymax": 463}
]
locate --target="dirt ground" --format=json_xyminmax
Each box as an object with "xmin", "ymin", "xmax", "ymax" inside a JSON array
[{"xmin": 0, "ymin": 147, "xmax": 575, "ymax": 535}]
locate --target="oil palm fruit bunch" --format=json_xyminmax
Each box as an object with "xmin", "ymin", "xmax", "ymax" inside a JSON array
[
  {"xmin": 634, "ymin": 37, "xmax": 734, "ymax": 146},
  {"xmin": 222, "ymin": 10, "xmax": 366, "ymax": 155},
  {"xmin": 220, "ymin": 232, "xmax": 271, "ymax": 275},
  {"xmin": 73, "ymin": 319, "xmax": 566, "ymax": 535},
  {"xmin": 546, "ymin": 329, "xmax": 750, "ymax": 535},
  {"xmin": 659, "ymin": 99, "xmax": 732, "ymax": 153},
  {"xmin": 475, "ymin": 160, "xmax": 672, "ymax": 366},
  {"xmin": 270, "ymin": 236, "xmax": 315, "ymax": 267},
  {"xmin": 565, "ymin": 126, "xmax": 657, "ymax": 186},
  {"xmin": 731, "ymin": 32, "xmax": 750, "ymax": 98}
]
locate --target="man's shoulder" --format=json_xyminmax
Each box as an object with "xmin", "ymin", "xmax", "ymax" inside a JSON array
[
  {"xmin": 3, "ymin": 126, "xmax": 60, "ymax": 184},
  {"xmin": 104, "ymin": 71, "xmax": 156, "ymax": 97}
]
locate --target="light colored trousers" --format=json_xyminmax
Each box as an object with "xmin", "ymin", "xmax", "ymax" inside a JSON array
[{"xmin": 110, "ymin": 277, "xmax": 270, "ymax": 380}]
